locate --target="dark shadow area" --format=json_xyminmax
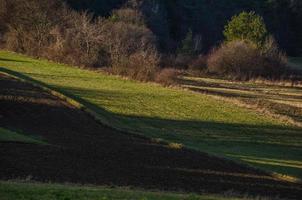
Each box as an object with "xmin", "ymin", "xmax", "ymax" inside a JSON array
[
  {"xmin": 53, "ymin": 84, "xmax": 302, "ymax": 133},
  {"xmin": 0, "ymin": 57, "xmax": 30, "ymax": 63},
  {"xmin": 1, "ymin": 71, "xmax": 302, "ymax": 199},
  {"xmin": 65, "ymin": 0, "xmax": 127, "ymax": 17}
]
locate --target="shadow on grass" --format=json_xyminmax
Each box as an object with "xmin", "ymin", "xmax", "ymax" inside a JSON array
[
  {"xmin": 1, "ymin": 68, "xmax": 302, "ymax": 195},
  {"xmin": 1, "ymin": 68, "xmax": 301, "ymax": 144},
  {"xmin": 0, "ymin": 57, "xmax": 30, "ymax": 63}
]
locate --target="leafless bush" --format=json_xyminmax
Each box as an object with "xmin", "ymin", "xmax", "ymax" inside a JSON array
[
  {"xmin": 1, "ymin": 1, "xmax": 160, "ymax": 81},
  {"xmin": 260, "ymin": 36, "xmax": 287, "ymax": 77},
  {"xmin": 111, "ymin": 50, "xmax": 159, "ymax": 81},
  {"xmin": 159, "ymin": 54, "xmax": 195, "ymax": 71},
  {"xmin": 111, "ymin": 8, "xmax": 145, "ymax": 26},
  {"xmin": 0, "ymin": 0, "xmax": 9, "ymax": 41},
  {"xmin": 159, "ymin": 54, "xmax": 177, "ymax": 68},
  {"xmin": 207, "ymin": 40, "xmax": 287, "ymax": 80},
  {"xmin": 172, "ymin": 54, "xmax": 193, "ymax": 69},
  {"xmin": 101, "ymin": 16, "xmax": 159, "ymax": 81},
  {"xmin": 189, "ymin": 54, "xmax": 207, "ymax": 72},
  {"xmin": 207, "ymin": 41, "xmax": 260, "ymax": 80},
  {"xmin": 155, "ymin": 68, "xmax": 179, "ymax": 86},
  {"xmin": 3, "ymin": 0, "xmax": 61, "ymax": 56},
  {"xmin": 101, "ymin": 20, "xmax": 156, "ymax": 60},
  {"xmin": 55, "ymin": 12, "xmax": 106, "ymax": 67}
]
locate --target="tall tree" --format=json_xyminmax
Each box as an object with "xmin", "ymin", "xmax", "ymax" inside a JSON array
[{"xmin": 223, "ymin": 11, "xmax": 268, "ymax": 47}]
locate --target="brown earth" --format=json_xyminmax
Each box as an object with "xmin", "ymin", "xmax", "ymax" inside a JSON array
[{"xmin": 0, "ymin": 74, "xmax": 302, "ymax": 199}]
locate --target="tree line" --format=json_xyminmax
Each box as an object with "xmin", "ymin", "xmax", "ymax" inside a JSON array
[
  {"xmin": 0, "ymin": 0, "xmax": 300, "ymax": 84},
  {"xmin": 66, "ymin": 0, "xmax": 302, "ymax": 56}
]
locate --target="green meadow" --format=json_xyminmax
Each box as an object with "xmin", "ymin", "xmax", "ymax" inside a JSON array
[
  {"xmin": 0, "ymin": 51, "xmax": 301, "ymax": 180},
  {"xmin": 0, "ymin": 181, "xmax": 259, "ymax": 200}
]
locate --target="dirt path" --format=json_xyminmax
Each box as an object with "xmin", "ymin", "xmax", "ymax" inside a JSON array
[{"xmin": 0, "ymin": 74, "xmax": 301, "ymax": 199}]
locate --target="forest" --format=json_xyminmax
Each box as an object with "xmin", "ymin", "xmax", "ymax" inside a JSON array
[
  {"xmin": 66, "ymin": 0, "xmax": 302, "ymax": 56},
  {"xmin": 0, "ymin": 0, "xmax": 301, "ymax": 82}
]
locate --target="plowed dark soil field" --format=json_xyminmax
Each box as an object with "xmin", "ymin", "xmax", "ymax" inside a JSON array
[{"xmin": 1, "ymin": 74, "xmax": 301, "ymax": 199}]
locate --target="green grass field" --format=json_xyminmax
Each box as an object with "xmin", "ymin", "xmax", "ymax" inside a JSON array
[
  {"xmin": 0, "ymin": 181, "xmax": 265, "ymax": 200},
  {"xmin": 181, "ymin": 76, "xmax": 302, "ymax": 124},
  {"xmin": 0, "ymin": 50, "xmax": 301, "ymax": 180}
]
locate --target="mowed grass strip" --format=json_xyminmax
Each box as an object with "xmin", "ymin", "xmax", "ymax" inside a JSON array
[
  {"xmin": 0, "ymin": 181, "xmax": 260, "ymax": 200},
  {"xmin": 0, "ymin": 51, "xmax": 302, "ymax": 180},
  {"xmin": 181, "ymin": 76, "xmax": 302, "ymax": 124}
]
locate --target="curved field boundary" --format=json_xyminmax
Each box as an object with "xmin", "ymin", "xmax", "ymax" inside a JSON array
[
  {"xmin": 0, "ymin": 67, "xmax": 166, "ymax": 141},
  {"xmin": 1, "ymin": 67, "xmax": 301, "ymax": 184}
]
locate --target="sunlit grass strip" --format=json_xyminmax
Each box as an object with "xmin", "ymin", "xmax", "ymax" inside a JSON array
[
  {"xmin": 271, "ymin": 173, "xmax": 302, "ymax": 185},
  {"xmin": 227, "ymin": 154, "xmax": 302, "ymax": 183},
  {"xmin": 0, "ymin": 181, "xmax": 272, "ymax": 200},
  {"xmin": 0, "ymin": 69, "xmax": 161, "ymax": 144},
  {"xmin": 182, "ymin": 76, "xmax": 302, "ymax": 128},
  {"xmin": 0, "ymin": 70, "xmax": 83, "ymax": 110},
  {"xmin": 1, "ymin": 50, "xmax": 302, "ymax": 180},
  {"xmin": 0, "ymin": 127, "xmax": 45, "ymax": 144}
]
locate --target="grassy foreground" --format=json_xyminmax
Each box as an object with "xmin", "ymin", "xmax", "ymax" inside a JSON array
[
  {"xmin": 0, "ymin": 181, "xmax": 264, "ymax": 200},
  {"xmin": 0, "ymin": 51, "xmax": 302, "ymax": 180}
]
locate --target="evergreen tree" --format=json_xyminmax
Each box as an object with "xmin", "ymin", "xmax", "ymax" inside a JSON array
[
  {"xmin": 223, "ymin": 11, "xmax": 268, "ymax": 47},
  {"xmin": 178, "ymin": 29, "xmax": 194, "ymax": 55}
]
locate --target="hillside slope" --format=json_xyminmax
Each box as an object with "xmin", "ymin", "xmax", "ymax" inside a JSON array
[
  {"xmin": 0, "ymin": 182, "xmax": 278, "ymax": 200},
  {"xmin": 0, "ymin": 51, "xmax": 302, "ymax": 181},
  {"xmin": 2, "ymin": 73, "xmax": 302, "ymax": 198}
]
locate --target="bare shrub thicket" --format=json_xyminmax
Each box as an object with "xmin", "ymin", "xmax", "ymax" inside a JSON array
[
  {"xmin": 102, "ymin": 9, "xmax": 159, "ymax": 80},
  {"xmin": 155, "ymin": 68, "xmax": 180, "ymax": 86},
  {"xmin": 45, "ymin": 10, "xmax": 106, "ymax": 67},
  {"xmin": 0, "ymin": 1, "xmax": 160, "ymax": 81},
  {"xmin": 188, "ymin": 55, "xmax": 208, "ymax": 73},
  {"xmin": 111, "ymin": 8, "xmax": 145, "ymax": 26},
  {"xmin": 207, "ymin": 40, "xmax": 287, "ymax": 80},
  {"xmin": 260, "ymin": 36, "xmax": 288, "ymax": 77},
  {"xmin": 2, "ymin": 0, "xmax": 59, "ymax": 56}
]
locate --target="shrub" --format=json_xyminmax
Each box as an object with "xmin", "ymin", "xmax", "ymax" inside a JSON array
[
  {"xmin": 260, "ymin": 36, "xmax": 287, "ymax": 77},
  {"xmin": 207, "ymin": 39, "xmax": 288, "ymax": 80},
  {"xmin": 174, "ymin": 54, "xmax": 193, "ymax": 69},
  {"xmin": 101, "ymin": 10, "xmax": 160, "ymax": 81},
  {"xmin": 224, "ymin": 11, "xmax": 268, "ymax": 47},
  {"xmin": 1, "ymin": 1, "xmax": 160, "ymax": 81},
  {"xmin": 159, "ymin": 54, "xmax": 194, "ymax": 71},
  {"xmin": 101, "ymin": 20, "xmax": 157, "ymax": 60},
  {"xmin": 110, "ymin": 8, "xmax": 145, "ymax": 26},
  {"xmin": 207, "ymin": 41, "xmax": 260, "ymax": 80},
  {"xmin": 159, "ymin": 54, "xmax": 177, "ymax": 68},
  {"xmin": 155, "ymin": 68, "xmax": 179, "ymax": 86},
  {"xmin": 60, "ymin": 12, "xmax": 106, "ymax": 67},
  {"xmin": 188, "ymin": 55, "xmax": 207, "ymax": 72},
  {"xmin": 3, "ymin": 0, "xmax": 61, "ymax": 56},
  {"xmin": 111, "ymin": 50, "xmax": 159, "ymax": 81}
]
